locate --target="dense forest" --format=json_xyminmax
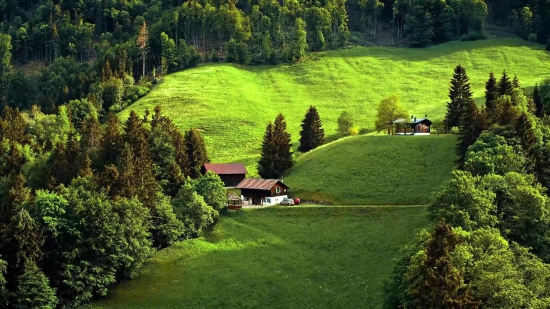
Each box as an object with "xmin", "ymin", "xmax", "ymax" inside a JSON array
[
  {"xmin": 0, "ymin": 103, "xmax": 230, "ymax": 308},
  {"xmin": 0, "ymin": 0, "xmax": 549, "ymax": 115},
  {"xmin": 384, "ymin": 68, "xmax": 550, "ymax": 308}
]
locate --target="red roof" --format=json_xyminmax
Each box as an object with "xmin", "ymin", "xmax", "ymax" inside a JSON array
[
  {"xmin": 203, "ymin": 164, "xmax": 247, "ymax": 175},
  {"xmin": 236, "ymin": 178, "xmax": 290, "ymax": 190}
]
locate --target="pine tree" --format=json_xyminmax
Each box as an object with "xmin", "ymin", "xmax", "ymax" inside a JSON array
[
  {"xmin": 409, "ymin": 221, "xmax": 479, "ymax": 308},
  {"xmin": 493, "ymin": 96, "xmax": 519, "ymax": 127},
  {"xmin": 184, "ymin": 128, "xmax": 209, "ymax": 179},
  {"xmin": 258, "ymin": 122, "xmax": 276, "ymax": 179},
  {"xmin": 13, "ymin": 261, "xmax": 58, "ymax": 309},
  {"xmin": 101, "ymin": 113, "xmax": 124, "ymax": 166},
  {"xmin": 124, "ymin": 110, "xmax": 147, "ymax": 152},
  {"xmin": 498, "ymin": 70, "xmax": 513, "ymax": 96},
  {"xmin": 445, "ymin": 65, "xmax": 472, "ymax": 130},
  {"xmin": 457, "ymin": 99, "xmax": 483, "ymax": 167},
  {"xmin": 273, "ymin": 114, "xmax": 294, "ymax": 177},
  {"xmin": 512, "ymin": 75, "xmax": 521, "ymax": 89},
  {"xmin": 533, "ymin": 84, "xmax": 544, "ymax": 117},
  {"xmin": 1, "ymin": 173, "xmax": 31, "ymax": 225},
  {"xmin": 298, "ymin": 106, "xmax": 325, "ymax": 153},
  {"xmin": 80, "ymin": 116, "xmax": 102, "ymax": 150},
  {"xmin": 484, "ymin": 72, "xmax": 498, "ymax": 114}
]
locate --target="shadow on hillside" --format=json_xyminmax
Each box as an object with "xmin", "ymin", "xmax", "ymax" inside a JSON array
[{"xmin": 322, "ymin": 38, "xmax": 548, "ymax": 62}]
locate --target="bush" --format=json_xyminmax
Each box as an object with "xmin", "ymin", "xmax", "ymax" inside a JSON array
[
  {"xmin": 528, "ymin": 33, "xmax": 537, "ymax": 42},
  {"xmin": 337, "ymin": 110, "xmax": 355, "ymax": 136},
  {"xmin": 349, "ymin": 126, "xmax": 359, "ymax": 136},
  {"xmin": 460, "ymin": 31, "xmax": 487, "ymax": 41},
  {"xmin": 211, "ymin": 50, "xmax": 219, "ymax": 62}
]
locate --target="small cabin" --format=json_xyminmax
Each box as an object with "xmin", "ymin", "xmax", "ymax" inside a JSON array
[
  {"xmin": 236, "ymin": 178, "xmax": 290, "ymax": 206},
  {"xmin": 201, "ymin": 163, "xmax": 247, "ymax": 188},
  {"xmin": 393, "ymin": 115, "xmax": 432, "ymax": 135}
]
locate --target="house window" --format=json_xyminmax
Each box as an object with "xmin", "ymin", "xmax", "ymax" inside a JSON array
[{"xmin": 276, "ymin": 187, "xmax": 280, "ymax": 193}]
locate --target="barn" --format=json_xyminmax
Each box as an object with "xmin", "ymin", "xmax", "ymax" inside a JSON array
[
  {"xmin": 236, "ymin": 178, "xmax": 290, "ymax": 206},
  {"xmin": 202, "ymin": 164, "xmax": 247, "ymax": 188},
  {"xmin": 393, "ymin": 116, "xmax": 432, "ymax": 135}
]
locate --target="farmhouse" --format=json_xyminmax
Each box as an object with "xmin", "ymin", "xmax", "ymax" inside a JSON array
[
  {"xmin": 202, "ymin": 163, "xmax": 247, "ymax": 188},
  {"xmin": 236, "ymin": 178, "xmax": 290, "ymax": 206},
  {"xmin": 393, "ymin": 115, "xmax": 432, "ymax": 135}
]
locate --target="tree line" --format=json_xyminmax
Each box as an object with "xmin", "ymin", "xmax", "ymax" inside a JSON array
[
  {"xmin": 383, "ymin": 65, "xmax": 550, "ymax": 308},
  {"xmin": 0, "ymin": 103, "xmax": 229, "ymax": 308}
]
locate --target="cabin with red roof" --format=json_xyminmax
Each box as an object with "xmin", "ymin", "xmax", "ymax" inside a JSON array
[
  {"xmin": 236, "ymin": 178, "xmax": 290, "ymax": 206},
  {"xmin": 201, "ymin": 163, "xmax": 247, "ymax": 188}
]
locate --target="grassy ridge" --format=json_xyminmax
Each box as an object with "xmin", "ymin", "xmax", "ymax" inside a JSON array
[
  {"xmin": 285, "ymin": 135, "xmax": 458, "ymax": 205},
  {"xmin": 122, "ymin": 38, "xmax": 550, "ymax": 174},
  {"xmin": 88, "ymin": 206, "xmax": 429, "ymax": 309}
]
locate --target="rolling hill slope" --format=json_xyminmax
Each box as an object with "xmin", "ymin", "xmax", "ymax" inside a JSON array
[
  {"xmin": 285, "ymin": 134, "xmax": 458, "ymax": 205},
  {"xmin": 88, "ymin": 206, "xmax": 429, "ymax": 309},
  {"xmin": 122, "ymin": 38, "xmax": 550, "ymax": 173}
]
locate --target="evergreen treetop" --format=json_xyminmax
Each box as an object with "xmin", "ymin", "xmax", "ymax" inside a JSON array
[
  {"xmin": 298, "ymin": 106, "xmax": 325, "ymax": 153},
  {"xmin": 498, "ymin": 70, "xmax": 514, "ymax": 96},
  {"xmin": 484, "ymin": 72, "xmax": 498, "ymax": 112},
  {"xmin": 445, "ymin": 65, "xmax": 472, "ymax": 129}
]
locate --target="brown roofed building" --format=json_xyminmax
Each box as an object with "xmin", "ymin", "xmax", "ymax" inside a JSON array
[
  {"xmin": 202, "ymin": 163, "xmax": 247, "ymax": 188},
  {"xmin": 236, "ymin": 178, "xmax": 290, "ymax": 206}
]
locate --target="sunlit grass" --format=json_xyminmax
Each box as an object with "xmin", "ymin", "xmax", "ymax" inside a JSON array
[
  {"xmin": 88, "ymin": 206, "xmax": 429, "ymax": 309},
  {"xmin": 285, "ymin": 134, "xmax": 458, "ymax": 205},
  {"xmin": 121, "ymin": 38, "xmax": 550, "ymax": 174}
]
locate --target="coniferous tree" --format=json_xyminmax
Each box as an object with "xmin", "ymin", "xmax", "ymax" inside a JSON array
[
  {"xmin": 273, "ymin": 114, "xmax": 294, "ymax": 178},
  {"xmin": 484, "ymin": 72, "xmax": 498, "ymax": 113},
  {"xmin": 408, "ymin": 221, "xmax": 479, "ymax": 308},
  {"xmin": 258, "ymin": 122, "xmax": 276, "ymax": 179},
  {"xmin": 445, "ymin": 65, "xmax": 472, "ymax": 130},
  {"xmin": 1, "ymin": 173, "xmax": 31, "ymax": 225},
  {"xmin": 80, "ymin": 116, "xmax": 102, "ymax": 151},
  {"xmin": 184, "ymin": 128, "xmax": 209, "ymax": 179},
  {"xmin": 101, "ymin": 113, "xmax": 124, "ymax": 166},
  {"xmin": 533, "ymin": 84, "xmax": 543, "ymax": 117},
  {"xmin": 13, "ymin": 261, "xmax": 58, "ymax": 309},
  {"xmin": 512, "ymin": 75, "xmax": 521, "ymax": 89},
  {"xmin": 457, "ymin": 99, "xmax": 483, "ymax": 167},
  {"xmin": 498, "ymin": 70, "xmax": 514, "ymax": 96},
  {"xmin": 124, "ymin": 110, "xmax": 147, "ymax": 152},
  {"xmin": 298, "ymin": 106, "xmax": 325, "ymax": 153}
]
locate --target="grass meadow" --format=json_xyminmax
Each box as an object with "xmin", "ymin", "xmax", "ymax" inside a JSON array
[
  {"xmin": 285, "ymin": 134, "xmax": 458, "ymax": 205},
  {"xmin": 88, "ymin": 206, "xmax": 429, "ymax": 309},
  {"xmin": 121, "ymin": 38, "xmax": 550, "ymax": 174}
]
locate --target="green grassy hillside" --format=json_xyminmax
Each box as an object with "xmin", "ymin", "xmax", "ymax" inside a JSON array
[
  {"xmin": 88, "ymin": 206, "xmax": 429, "ymax": 309},
  {"xmin": 122, "ymin": 38, "xmax": 550, "ymax": 173},
  {"xmin": 285, "ymin": 135, "xmax": 457, "ymax": 205}
]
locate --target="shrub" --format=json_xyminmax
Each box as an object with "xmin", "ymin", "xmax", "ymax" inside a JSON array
[
  {"xmin": 528, "ymin": 33, "xmax": 537, "ymax": 42},
  {"xmin": 460, "ymin": 31, "xmax": 487, "ymax": 41},
  {"xmin": 349, "ymin": 126, "xmax": 359, "ymax": 136},
  {"xmin": 211, "ymin": 50, "xmax": 219, "ymax": 62},
  {"xmin": 337, "ymin": 110, "xmax": 355, "ymax": 136}
]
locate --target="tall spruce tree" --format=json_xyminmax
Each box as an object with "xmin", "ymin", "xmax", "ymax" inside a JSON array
[
  {"xmin": 258, "ymin": 122, "xmax": 276, "ymax": 179},
  {"xmin": 498, "ymin": 70, "xmax": 514, "ymax": 96},
  {"xmin": 445, "ymin": 65, "xmax": 472, "ymax": 130},
  {"xmin": 457, "ymin": 99, "xmax": 484, "ymax": 167},
  {"xmin": 408, "ymin": 222, "xmax": 479, "ymax": 308},
  {"xmin": 512, "ymin": 75, "xmax": 521, "ymax": 89},
  {"xmin": 533, "ymin": 84, "xmax": 543, "ymax": 117},
  {"xmin": 298, "ymin": 106, "xmax": 325, "ymax": 153},
  {"xmin": 484, "ymin": 72, "xmax": 498, "ymax": 114},
  {"xmin": 101, "ymin": 113, "xmax": 124, "ymax": 166},
  {"xmin": 273, "ymin": 114, "xmax": 294, "ymax": 178},
  {"xmin": 184, "ymin": 128, "xmax": 209, "ymax": 179}
]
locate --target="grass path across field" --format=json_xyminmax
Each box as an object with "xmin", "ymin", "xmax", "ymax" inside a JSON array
[
  {"xmin": 88, "ymin": 206, "xmax": 429, "ymax": 309},
  {"xmin": 122, "ymin": 38, "xmax": 550, "ymax": 174}
]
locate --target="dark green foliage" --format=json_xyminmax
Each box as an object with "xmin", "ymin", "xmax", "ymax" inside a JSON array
[
  {"xmin": 465, "ymin": 132, "xmax": 526, "ymax": 176},
  {"xmin": 184, "ymin": 128, "xmax": 210, "ymax": 179},
  {"xmin": 149, "ymin": 194, "xmax": 185, "ymax": 249},
  {"xmin": 258, "ymin": 122, "xmax": 276, "ymax": 179},
  {"xmin": 485, "ymin": 72, "xmax": 498, "ymax": 113},
  {"xmin": 12, "ymin": 261, "xmax": 58, "ymax": 309},
  {"xmin": 406, "ymin": 221, "xmax": 479, "ymax": 309},
  {"xmin": 512, "ymin": 75, "xmax": 521, "ymax": 89},
  {"xmin": 498, "ymin": 70, "xmax": 514, "ymax": 96},
  {"xmin": 298, "ymin": 106, "xmax": 325, "ymax": 153},
  {"xmin": 456, "ymin": 99, "xmax": 484, "ymax": 166},
  {"xmin": 533, "ymin": 84, "xmax": 543, "ymax": 117},
  {"xmin": 445, "ymin": 65, "xmax": 473, "ymax": 129}
]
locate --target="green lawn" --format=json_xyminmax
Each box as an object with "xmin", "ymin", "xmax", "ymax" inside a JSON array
[
  {"xmin": 285, "ymin": 134, "xmax": 457, "ymax": 205},
  {"xmin": 88, "ymin": 206, "xmax": 429, "ymax": 309},
  {"xmin": 121, "ymin": 38, "xmax": 550, "ymax": 174}
]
